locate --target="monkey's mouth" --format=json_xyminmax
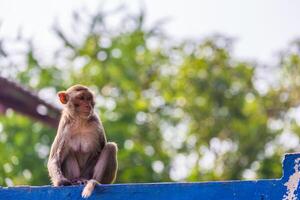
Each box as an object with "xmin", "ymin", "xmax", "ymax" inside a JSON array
[
  {"xmin": 81, "ymin": 110, "xmax": 92, "ymax": 114},
  {"xmin": 81, "ymin": 106, "xmax": 92, "ymax": 113},
  {"xmin": 76, "ymin": 108, "xmax": 92, "ymax": 116}
]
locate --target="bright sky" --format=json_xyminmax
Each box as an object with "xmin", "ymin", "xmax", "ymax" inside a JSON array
[{"xmin": 0, "ymin": 0, "xmax": 299, "ymax": 63}]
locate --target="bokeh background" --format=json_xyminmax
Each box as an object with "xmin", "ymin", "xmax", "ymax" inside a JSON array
[{"xmin": 0, "ymin": 0, "xmax": 300, "ymax": 186}]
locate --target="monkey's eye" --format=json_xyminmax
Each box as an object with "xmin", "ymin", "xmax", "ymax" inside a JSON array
[{"xmin": 79, "ymin": 96, "xmax": 84, "ymax": 100}]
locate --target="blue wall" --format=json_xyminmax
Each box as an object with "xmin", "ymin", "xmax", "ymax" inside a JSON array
[{"xmin": 0, "ymin": 153, "xmax": 299, "ymax": 200}]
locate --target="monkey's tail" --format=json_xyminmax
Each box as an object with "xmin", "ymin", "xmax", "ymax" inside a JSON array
[{"xmin": 82, "ymin": 179, "xmax": 98, "ymax": 198}]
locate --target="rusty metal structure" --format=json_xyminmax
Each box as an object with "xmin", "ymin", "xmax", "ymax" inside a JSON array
[{"xmin": 0, "ymin": 76, "xmax": 60, "ymax": 128}]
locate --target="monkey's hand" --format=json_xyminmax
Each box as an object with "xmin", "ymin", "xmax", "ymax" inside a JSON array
[{"xmin": 55, "ymin": 177, "xmax": 72, "ymax": 186}]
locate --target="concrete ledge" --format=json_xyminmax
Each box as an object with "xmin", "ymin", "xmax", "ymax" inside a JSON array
[{"xmin": 0, "ymin": 153, "xmax": 299, "ymax": 200}]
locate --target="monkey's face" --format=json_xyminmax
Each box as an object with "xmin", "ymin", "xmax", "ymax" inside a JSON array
[
  {"xmin": 58, "ymin": 85, "xmax": 95, "ymax": 117},
  {"xmin": 70, "ymin": 90, "xmax": 95, "ymax": 116}
]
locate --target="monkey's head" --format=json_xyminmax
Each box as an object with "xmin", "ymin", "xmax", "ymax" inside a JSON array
[{"xmin": 58, "ymin": 85, "xmax": 95, "ymax": 117}]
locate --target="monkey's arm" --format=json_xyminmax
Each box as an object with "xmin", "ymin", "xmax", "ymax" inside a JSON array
[
  {"xmin": 47, "ymin": 132, "xmax": 70, "ymax": 186},
  {"xmin": 91, "ymin": 115, "xmax": 107, "ymax": 148},
  {"xmin": 99, "ymin": 126, "xmax": 107, "ymax": 149}
]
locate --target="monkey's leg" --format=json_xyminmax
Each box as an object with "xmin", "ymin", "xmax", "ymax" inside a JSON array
[
  {"xmin": 93, "ymin": 142, "xmax": 118, "ymax": 183},
  {"xmin": 62, "ymin": 154, "xmax": 81, "ymax": 184},
  {"xmin": 82, "ymin": 142, "xmax": 118, "ymax": 198}
]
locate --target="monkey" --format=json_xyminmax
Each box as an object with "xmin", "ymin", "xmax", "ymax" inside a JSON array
[{"xmin": 47, "ymin": 85, "xmax": 118, "ymax": 198}]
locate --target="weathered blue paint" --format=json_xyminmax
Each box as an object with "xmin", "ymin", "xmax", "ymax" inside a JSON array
[{"xmin": 0, "ymin": 153, "xmax": 299, "ymax": 200}]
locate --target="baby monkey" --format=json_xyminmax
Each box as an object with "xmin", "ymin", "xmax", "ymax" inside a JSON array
[{"xmin": 47, "ymin": 85, "xmax": 118, "ymax": 198}]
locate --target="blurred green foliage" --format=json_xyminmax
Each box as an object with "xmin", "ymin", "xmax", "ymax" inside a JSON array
[{"xmin": 0, "ymin": 9, "xmax": 300, "ymax": 186}]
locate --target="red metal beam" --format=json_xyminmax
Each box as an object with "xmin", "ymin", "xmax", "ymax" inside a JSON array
[{"xmin": 0, "ymin": 77, "xmax": 60, "ymax": 128}]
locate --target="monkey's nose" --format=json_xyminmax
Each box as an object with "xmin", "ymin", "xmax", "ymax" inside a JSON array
[{"xmin": 82, "ymin": 105, "xmax": 91, "ymax": 111}]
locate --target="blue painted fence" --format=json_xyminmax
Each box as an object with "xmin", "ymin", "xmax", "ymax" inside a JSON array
[{"xmin": 1, "ymin": 153, "xmax": 300, "ymax": 200}]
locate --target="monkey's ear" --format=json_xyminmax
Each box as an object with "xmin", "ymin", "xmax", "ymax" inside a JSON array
[{"xmin": 58, "ymin": 91, "xmax": 68, "ymax": 104}]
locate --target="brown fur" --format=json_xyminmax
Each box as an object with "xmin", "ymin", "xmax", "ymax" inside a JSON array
[{"xmin": 47, "ymin": 85, "xmax": 118, "ymax": 198}]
